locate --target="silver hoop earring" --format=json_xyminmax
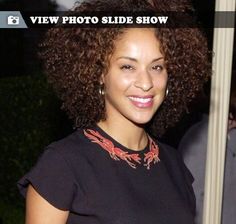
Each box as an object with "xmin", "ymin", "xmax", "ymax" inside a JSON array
[
  {"xmin": 99, "ymin": 84, "xmax": 105, "ymax": 95},
  {"xmin": 166, "ymin": 88, "xmax": 169, "ymax": 97}
]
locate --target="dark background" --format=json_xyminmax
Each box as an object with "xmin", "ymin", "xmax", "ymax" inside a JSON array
[{"xmin": 0, "ymin": 0, "xmax": 229, "ymax": 223}]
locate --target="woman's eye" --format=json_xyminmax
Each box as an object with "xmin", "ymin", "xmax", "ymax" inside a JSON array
[
  {"xmin": 120, "ymin": 65, "xmax": 134, "ymax": 70},
  {"xmin": 152, "ymin": 65, "xmax": 163, "ymax": 71}
]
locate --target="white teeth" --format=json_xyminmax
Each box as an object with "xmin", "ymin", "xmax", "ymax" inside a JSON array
[{"xmin": 128, "ymin": 96, "xmax": 152, "ymax": 103}]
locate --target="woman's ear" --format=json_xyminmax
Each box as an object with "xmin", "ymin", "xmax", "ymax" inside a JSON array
[{"xmin": 100, "ymin": 73, "xmax": 105, "ymax": 84}]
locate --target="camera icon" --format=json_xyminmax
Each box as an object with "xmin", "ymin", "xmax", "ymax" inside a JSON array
[{"xmin": 7, "ymin": 16, "xmax": 20, "ymax": 25}]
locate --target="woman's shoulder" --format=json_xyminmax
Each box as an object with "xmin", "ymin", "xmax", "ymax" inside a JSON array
[
  {"xmin": 155, "ymin": 141, "xmax": 182, "ymax": 165},
  {"xmin": 17, "ymin": 128, "xmax": 90, "ymax": 209},
  {"xmin": 158, "ymin": 141, "xmax": 194, "ymax": 181},
  {"xmin": 157, "ymin": 141, "xmax": 196, "ymax": 215},
  {"xmin": 46, "ymin": 128, "xmax": 91, "ymax": 157},
  {"xmin": 157, "ymin": 141, "xmax": 194, "ymax": 184},
  {"xmin": 158, "ymin": 141, "xmax": 178, "ymax": 156}
]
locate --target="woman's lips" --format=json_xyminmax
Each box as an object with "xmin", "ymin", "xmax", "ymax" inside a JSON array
[{"xmin": 128, "ymin": 96, "xmax": 154, "ymax": 108}]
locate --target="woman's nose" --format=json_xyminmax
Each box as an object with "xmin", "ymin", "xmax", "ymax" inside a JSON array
[{"xmin": 134, "ymin": 70, "xmax": 153, "ymax": 92}]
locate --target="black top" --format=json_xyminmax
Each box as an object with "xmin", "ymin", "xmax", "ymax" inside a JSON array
[{"xmin": 18, "ymin": 125, "xmax": 195, "ymax": 224}]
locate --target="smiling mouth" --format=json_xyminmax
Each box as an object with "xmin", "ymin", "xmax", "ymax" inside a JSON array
[
  {"xmin": 128, "ymin": 96, "xmax": 154, "ymax": 108},
  {"xmin": 128, "ymin": 96, "xmax": 153, "ymax": 103}
]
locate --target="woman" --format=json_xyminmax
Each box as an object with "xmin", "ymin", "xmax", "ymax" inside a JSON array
[{"xmin": 18, "ymin": 0, "xmax": 211, "ymax": 223}]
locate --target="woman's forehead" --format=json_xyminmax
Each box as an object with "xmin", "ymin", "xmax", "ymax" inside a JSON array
[{"xmin": 111, "ymin": 28, "xmax": 162, "ymax": 59}]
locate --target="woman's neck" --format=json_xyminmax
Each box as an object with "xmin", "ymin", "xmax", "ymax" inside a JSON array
[{"xmin": 97, "ymin": 118, "xmax": 148, "ymax": 151}]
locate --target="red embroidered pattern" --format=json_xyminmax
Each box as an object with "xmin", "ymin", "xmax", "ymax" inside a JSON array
[{"xmin": 83, "ymin": 129, "xmax": 160, "ymax": 169}]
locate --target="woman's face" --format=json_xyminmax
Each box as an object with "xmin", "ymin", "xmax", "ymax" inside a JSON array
[{"xmin": 102, "ymin": 28, "xmax": 168, "ymax": 125}]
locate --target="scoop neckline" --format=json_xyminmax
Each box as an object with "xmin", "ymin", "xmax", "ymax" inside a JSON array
[{"xmin": 82, "ymin": 124, "xmax": 161, "ymax": 169}]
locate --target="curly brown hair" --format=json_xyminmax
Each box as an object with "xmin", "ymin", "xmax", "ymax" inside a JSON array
[{"xmin": 39, "ymin": 0, "xmax": 211, "ymax": 137}]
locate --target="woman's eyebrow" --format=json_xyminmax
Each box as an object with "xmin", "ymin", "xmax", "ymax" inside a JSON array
[
  {"xmin": 116, "ymin": 56, "xmax": 164, "ymax": 62},
  {"xmin": 116, "ymin": 56, "xmax": 137, "ymax": 62},
  {"xmin": 151, "ymin": 57, "xmax": 164, "ymax": 63}
]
